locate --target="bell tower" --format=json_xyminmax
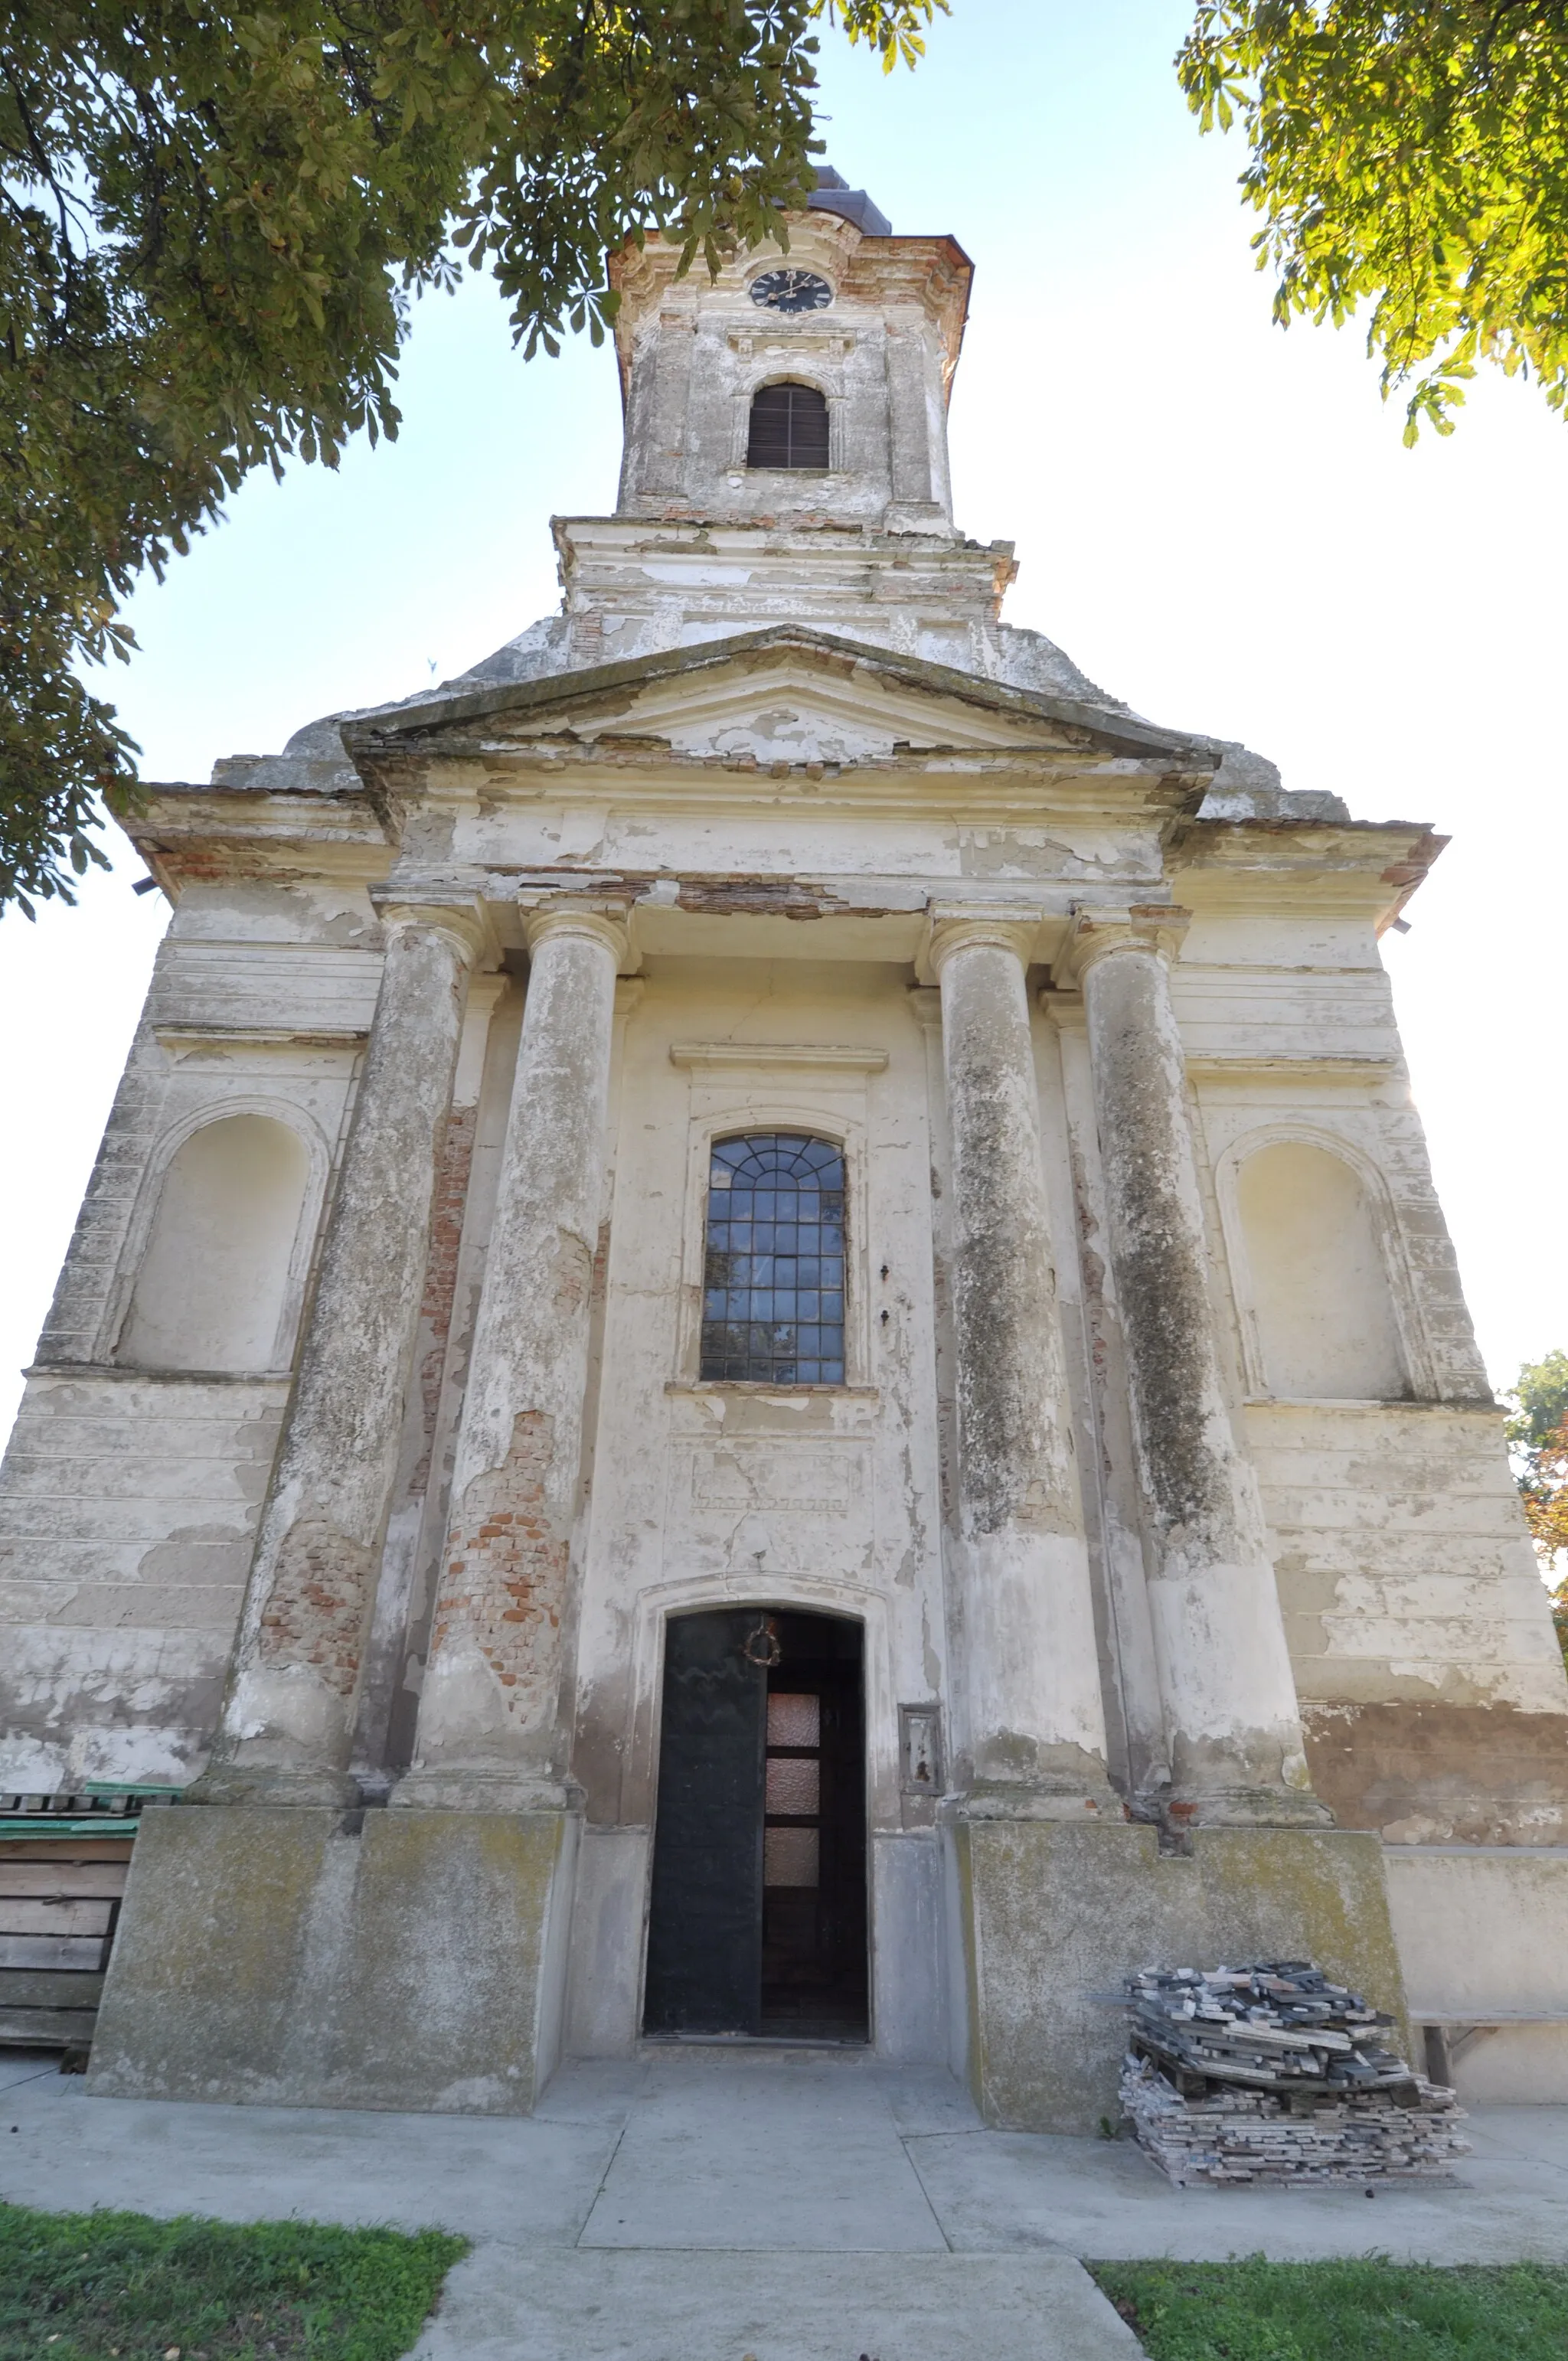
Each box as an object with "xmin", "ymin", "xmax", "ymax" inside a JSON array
[
  {"xmin": 548, "ymin": 171, "xmax": 1020, "ymax": 679},
  {"xmin": 609, "ymin": 169, "xmax": 970, "ymax": 535}
]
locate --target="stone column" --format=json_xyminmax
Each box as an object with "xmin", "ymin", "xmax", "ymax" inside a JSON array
[
  {"xmin": 1067, "ymin": 906, "xmax": 1328, "ymax": 1827},
  {"xmin": 192, "ymin": 902, "xmax": 491, "ymax": 1806},
  {"xmin": 928, "ymin": 909, "xmax": 1116, "ymax": 1815},
  {"xmin": 396, "ymin": 901, "xmax": 629, "ymax": 1811}
]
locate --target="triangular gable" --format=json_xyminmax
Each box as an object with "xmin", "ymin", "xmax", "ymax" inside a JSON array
[{"xmin": 343, "ymin": 627, "xmax": 1218, "ymax": 777}]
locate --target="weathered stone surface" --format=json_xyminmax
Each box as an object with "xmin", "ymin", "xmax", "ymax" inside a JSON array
[
  {"xmin": 1073, "ymin": 915, "xmax": 1324, "ymax": 1827},
  {"xmin": 957, "ymin": 1819, "xmax": 1409, "ymax": 2132},
  {"xmin": 1302, "ymin": 1698, "xmax": 1568, "ymax": 1845},
  {"xmin": 87, "ymin": 1801, "xmax": 576, "ymax": 2111},
  {"xmin": 931, "ymin": 913, "xmax": 1114, "ymax": 1813},
  {"xmin": 195, "ymin": 910, "xmax": 485, "ymax": 1804},
  {"xmin": 401, "ymin": 906, "xmax": 626, "ymax": 1807}
]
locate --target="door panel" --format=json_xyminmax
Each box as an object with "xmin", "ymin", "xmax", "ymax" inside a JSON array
[
  {"xmin": 760, "ymin": 1618, "xmax": 867, "ymax": 2035},
  {"xmin": 642, "ymin": 1610, "xmax": 766, "ymax": 2034}
]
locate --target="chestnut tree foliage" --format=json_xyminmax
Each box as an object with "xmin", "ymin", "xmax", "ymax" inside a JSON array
[
  {"xmin": 0, "ymin": 0, "xmax": 936, "ymax": 917},
  {"xmin": 1178, "ymin": 5, "xmax": 1568, "ymax": 442}
]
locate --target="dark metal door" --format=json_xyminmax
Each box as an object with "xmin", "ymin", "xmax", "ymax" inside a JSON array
[{"xmin": 642, "ymin": 1609, "xmax": 766, "ymax": 2034}]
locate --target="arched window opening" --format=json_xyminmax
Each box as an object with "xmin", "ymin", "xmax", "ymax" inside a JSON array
[
  {"xmin": 1236, "ymin": 1141, "xmax": 1407, "ymax": 1400},
  {"xmin": 747, "ymin": 381, "xmax": 830, "ymax": 471},
  {"xmin": 119, "ymin": 1115, "xmax": 310, "ymax": 1373},
  {"xmin": 701, "ymin": 1133, "xmax": 845, "ymax": 1383}
]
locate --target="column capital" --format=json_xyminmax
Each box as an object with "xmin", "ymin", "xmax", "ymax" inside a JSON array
[
  {"xmin": 519, "ymin": 895, "xmax": 637, "ymax": 972},
  {"xmin": 1057, "ymin": 903, "xmax": 1191, "ymax": 988},
  {"xmin": 919, "ymin": 902, "xmax": 1046, "ymax": 984},
  {"xmin": 370, "ymin": 893, "xmax": 498, "ymax": 971}
]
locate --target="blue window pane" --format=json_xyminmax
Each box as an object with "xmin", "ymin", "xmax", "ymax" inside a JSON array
[{"xmin": 701, "ymin": 1132, "xmax": 847, "ymax": 1383}]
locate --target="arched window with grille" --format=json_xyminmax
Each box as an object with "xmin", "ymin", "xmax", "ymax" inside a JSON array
[
  {"xmin": 746, "ymin": 381, "xmax": 831, "ymax": 471},
  {"xmin": 701, "ymin": 1134, "xmax": 846, "ymax": 1383}
]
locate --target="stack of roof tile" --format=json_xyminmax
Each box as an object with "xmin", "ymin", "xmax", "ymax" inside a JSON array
[{"xmin": 1119, "ymin": 1961, "xmax": 1468, "ymax": 2186}]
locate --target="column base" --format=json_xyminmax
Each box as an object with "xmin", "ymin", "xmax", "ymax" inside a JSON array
[
  {"xmin": 182, "ymin": 1763, "xmax": 361, "ymax": 1810},
  {"xmin": 954, "ymin": 1819, "xmax": 1409, "ymax": 2133},
  {"xmin": 1165, "ymin": 1784, "xmax": 1335, "ymax": 1832},
  {"xmin": 956, "ymin": 1780, "xmax": 1121, "ymax": 1823},
  {"xmin": 87, "ymin": 1802, "xmax": 579, "ymax": 2113},
  {"xmin": 390, "ymin": 1765, "xmax": 580, "ymax": 1813}
]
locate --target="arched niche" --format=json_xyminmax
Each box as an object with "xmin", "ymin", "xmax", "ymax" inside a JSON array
[
  {"xmin": 119, "ymin": 1113, "xmax": 312, "ymax": 1373},
  {"xmin": 1233, "ymin": 1138, "xmax": 1409, "ymax": 1401}
]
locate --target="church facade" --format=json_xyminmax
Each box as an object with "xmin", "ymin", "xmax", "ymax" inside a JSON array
[{"xmin": 4, "ymin": 173, "xmax": 1566, "ymax": 2122}]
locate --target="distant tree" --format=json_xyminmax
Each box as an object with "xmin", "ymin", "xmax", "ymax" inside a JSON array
[
  {"xmin": 1505, "ymin": 1350, "xmax": 1568, "ymax": 1669},
  {"xmin": 1178, "ymin": 5, "xmax": 1568, "ymax": 442},
  {"xmin": 0, "ymin": 0, "xmax": 938, "ymax": 919}
]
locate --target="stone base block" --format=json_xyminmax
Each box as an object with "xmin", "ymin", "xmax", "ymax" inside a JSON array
[
  {"xmin": 87, "ymin": 1804, "xmax": 578, "ymax": 2113},
  {"xmin": 1383, "ymin": 1843, "xmax": 1568, "ymax": 2102},
  {"xmin": 955, "ymin": 1819, "xmax": 1408, "ymax": 2132}
]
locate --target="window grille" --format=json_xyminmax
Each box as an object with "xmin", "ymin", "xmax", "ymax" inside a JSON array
[
  {"xmin": 746, "ymin": 382, "xmax": 831, "ymax": 471},
  {"xmin": 700, "ymin": 1134, "xmax": 846, "ymax": 1383}
]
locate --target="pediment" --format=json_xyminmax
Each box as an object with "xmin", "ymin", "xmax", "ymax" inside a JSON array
[{"xmin": 344, "ymin": 628, "xmax": 1216, "ymax": 780}]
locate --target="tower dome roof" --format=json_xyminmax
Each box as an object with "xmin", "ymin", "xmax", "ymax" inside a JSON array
[{"xmin": 808, "ymin": 165, "xmax": 891, "ymax": 238}]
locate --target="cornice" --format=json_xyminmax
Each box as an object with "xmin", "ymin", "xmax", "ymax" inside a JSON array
[
  {"xmin": 669, "ymin": 1041, "xmax": 889, "ymax": 1073},
  {"xmin": 1183, "ymin": 1054, "xmax": 1405, "ymax": 1086},
  {"xmin": 119, "ymin": 781, "xmax": 396, "ymax": 900},
  {"xmin": 154, "ymin": 1024, "xmax": 368, "ymax": 1053},
  {"xmin": 1170, "ymin": 818, "xmax": 1447, "ymax": 931}
]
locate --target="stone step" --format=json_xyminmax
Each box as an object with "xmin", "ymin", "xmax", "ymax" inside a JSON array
[{"xmin": 411, "ymin": 2248, "xmax": 1142, "ymax": 2361}]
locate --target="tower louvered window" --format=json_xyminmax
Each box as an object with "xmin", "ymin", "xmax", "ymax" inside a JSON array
[
  {"xmin": 746, "ymin": 382, "xmax": 831, "ymax": 471},
  {"xmin": 701, "ymin": 1134, "xmax": 846, "ymax": 1383}
]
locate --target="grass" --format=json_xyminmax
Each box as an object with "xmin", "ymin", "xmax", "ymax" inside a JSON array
[
  {"xmin": 0, "ymin": 2203, "xmax": 468, "ymax": 2361},
  {"xmin": 1089, "ymin": 2258, "xmax": 1568, "ymax": 2359}
]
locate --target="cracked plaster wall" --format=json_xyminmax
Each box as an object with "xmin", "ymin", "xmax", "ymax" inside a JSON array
[{"xmin": 0, "ymin": 879, "xmax": 382, "ymax": 1788}]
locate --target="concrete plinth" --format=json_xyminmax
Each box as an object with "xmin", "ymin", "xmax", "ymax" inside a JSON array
[
  {"xmin": 86, "ymin": 1804, "xmax": 577, "ymax": 2113},
  {"xmin": 956, "ymin": 1818, "xmax": 1408, "ymax": 2132}
]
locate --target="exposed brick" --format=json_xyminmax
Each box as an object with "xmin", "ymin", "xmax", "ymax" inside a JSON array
[
  {"xmin": 433, "ymin": 1411, "xmax": 567, "ymax": 1720},
  {"xmin": 259, "ymin": 1519, "xmax": 375, "ymax": 1698}
]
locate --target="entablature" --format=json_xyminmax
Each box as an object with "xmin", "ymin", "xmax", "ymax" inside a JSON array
[
  {"xmin": 1170, "ymin": 816, "xmax": 1447, "ymax": 935},
  {"xmin": 124, "ymin": 783, "xmax": 397, "ymax": 903}
]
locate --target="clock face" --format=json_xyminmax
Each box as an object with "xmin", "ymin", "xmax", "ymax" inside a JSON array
[{"xmin": 749, "ymin": 268, "xmax": 833, "ymax": 314}]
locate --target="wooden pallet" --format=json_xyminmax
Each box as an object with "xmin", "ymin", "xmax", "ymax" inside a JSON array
[{"xmin": 0, "ymin": 1847, "xmax": 129, "ymax": 2056}]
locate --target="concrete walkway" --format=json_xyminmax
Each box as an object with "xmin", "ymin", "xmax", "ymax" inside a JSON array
[{"xmin": 4, "ymin": 2044, "xmax": 1566, "ymax": 2359}]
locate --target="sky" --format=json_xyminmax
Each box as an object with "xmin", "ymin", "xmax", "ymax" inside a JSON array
[{"xmin": 2, "ymin": 0, "xmax": 1566, "ymax": 1446}]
